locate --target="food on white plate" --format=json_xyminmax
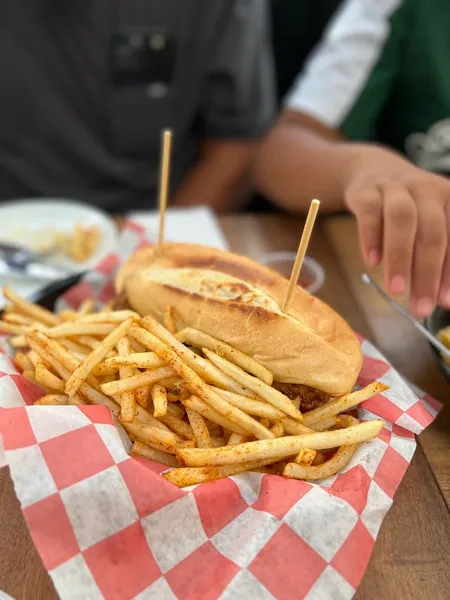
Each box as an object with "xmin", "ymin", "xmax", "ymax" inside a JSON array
[{"xmin": 0, "ymin": 244, "xmax": 385, "ymax": 487}]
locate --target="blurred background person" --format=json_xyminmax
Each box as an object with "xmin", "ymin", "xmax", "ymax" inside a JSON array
[
  {"xmin": 0, "ymin": 1, "xmax": 274, "ymax": 213},
  {"xmin": 254, "ymin": 0, "xmax": 450, "ymax": 317}
]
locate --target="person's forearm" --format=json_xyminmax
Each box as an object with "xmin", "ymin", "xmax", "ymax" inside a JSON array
[
  {"xmin": 172, "ymin": 140, "xmax": 257, "ymax": 213},
  {"xmin": 253, "ymin": 122, "xmax": 364, "ymax": 213}
]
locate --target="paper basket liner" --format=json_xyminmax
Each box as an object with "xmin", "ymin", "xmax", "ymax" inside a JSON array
[{"xmin": 0, "ymin": 222, "xmax": 442, "ymax": 600}]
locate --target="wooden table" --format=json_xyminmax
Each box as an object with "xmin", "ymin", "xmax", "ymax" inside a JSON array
[{"xmin": 1, "ymin": 214, "xmax": 449, "ymax": 599}]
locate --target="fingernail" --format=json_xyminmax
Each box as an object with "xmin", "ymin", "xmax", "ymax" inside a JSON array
[
  {"xmin": 368, "ymin": 249, "xmax": 381, "ymax": 268},
  {"xmin": 389, "ymin": 275, "xmax": 406, "ymax": 295},
  {"xmin": 439, "ymin": 289, "xmax": 450, "ymax": 308},
  {"xmin": 414, "ymin": 298, "xmax": 434, "ymax": 317}
]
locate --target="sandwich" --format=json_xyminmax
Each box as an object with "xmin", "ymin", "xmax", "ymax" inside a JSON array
[{"xmin": 115, "ymin": 243, "xmax": 363, "ymax": 412}]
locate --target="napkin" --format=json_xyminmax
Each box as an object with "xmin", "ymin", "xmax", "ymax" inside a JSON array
[
  {"xmin": 0, "ymin": 222, "xmax": 441, "ymax": 600},
  {"xmin": 129, "ymin": 206, "xmax": 229, "ymax": 250}
]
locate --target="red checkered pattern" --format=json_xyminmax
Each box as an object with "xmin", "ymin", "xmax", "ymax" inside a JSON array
[{"xmin": 0, "ymin": 228, "xmax": 443, "ymax": 599}]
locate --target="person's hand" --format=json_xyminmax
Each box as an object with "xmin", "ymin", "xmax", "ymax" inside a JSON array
[{"xmin": 344, "ymin": 145, "xmax": 450, "ymax": 317}]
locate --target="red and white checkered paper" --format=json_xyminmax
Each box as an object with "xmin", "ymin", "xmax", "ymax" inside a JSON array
[{"xmin": 0, "ymin": 221, "xmax": 442, "ymax": 600}]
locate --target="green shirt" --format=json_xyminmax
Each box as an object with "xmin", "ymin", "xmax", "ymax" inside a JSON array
[{"xmin": 285, "ymin": 0, "xmax": 450, "ymax": 175}]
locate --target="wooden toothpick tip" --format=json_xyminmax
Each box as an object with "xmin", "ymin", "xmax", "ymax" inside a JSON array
[
  {"xmin": 282, "ymin": 199, "xmax": 320, "ymax": 313},
  {"xmin": 157, "ymin": 129, "xmax": 173, "ymax": 250}
]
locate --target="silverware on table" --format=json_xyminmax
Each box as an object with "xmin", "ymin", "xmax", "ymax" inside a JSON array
[
  {"xmin": 0, "ymin": 241, "xmax": 70, "ymax": 280},
  {"xmin": 361, "ymin": 273, "xmax": 450, "ymax": 361}
]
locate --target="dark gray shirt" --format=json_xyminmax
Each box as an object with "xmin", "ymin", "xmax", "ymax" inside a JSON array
[{"xmin": 0, "ymin": 1, "xmax": 275, "ymax": 211}]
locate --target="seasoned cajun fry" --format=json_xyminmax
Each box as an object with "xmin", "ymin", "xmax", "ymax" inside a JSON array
[
  {"xmin": 177, "ymin": 327, "xmax": 273, "ymax": 385},
  {"xmin": 270, "ymin": 421, "xmax": 284, "ymax": 437},
  {"xmin": 177, "ymin": 420, "xmax": 384, "ymax": 467},
  {"xmin": 212, "ymin": 387, "xmax": 286, "ymax": 420},
  {"xmin": 135, "ymin": 385, "xmax": 151, "ymax": 408},
  {"xmin": 302, "ymin": 382, "xmax": 389, "ymax": 426},
  {"xmin": 46, "ymin": 323, "xmax": 117, "ymax": 338},
  {"xmin": 0, "ymin": 321, "xmax": 26, "ymax": 336},
  {"xmin": 78, "ymin": 299, "xmax": 95, "ymax": 316},
  {"xmin": 58, "ymin": 338, "xmax": 91, "ymax": 356},
  {"xmin": 280, "ymin": 418, "xmax": 314, "ymax": 435},
  {"xmin": 203, "ymin": 349, "xmax": 303, "ymax": 422},
  {"xmin": 151, "ymin": 383, "xmax": 168, "ymax": 417},
  {"xmin": 14, "ymin": 351, "xmax": 33, "ymax": 371},
  {"xmin": 121, "ymin": 419, "xmax": 178, "ymax": 452},
  {"xmin": 164, "ymin": 306, "xmax": 177, "ymax": 334},
  {"xmin": 101, "ymin": 366, "xmax": 175, "ymax": 396},
  {"xmin": 35, "ymin": 362, "xmax": 65, "ymax": 392},
  {"xmin": 294, "ymin": 448, "xmax": 316, "ymax": 466},
  {"xmin": 35, "ymin": 394, "xmax": 69, "ymax": 406},
  {"xmin": 131, "ymin": 441, "xmax": 179, "ymax": 467},
  {"xmin": 130, "ymin": 325, "xmax": 274, "ymax": 440},
  {"xmin": 159, "ymin": 414, "xmax": 194, "ymax": 440},
  {"xmin": 9, "ymin": 334, "xmax": 28, "ymax": 348},
  {"xmin": 117, "ymin": 336, "xmax": 136, "ymax": 423},
  {"xmin": 166, "ymin": 401, "xmax": 185, "ymax": 419},
  {"xmin": 285, "ymin": 443, "xmax": 358, "ymax": 480},
  {"xmin": 65, "ymin": 318, "xmax": 134, "ymax": 396},
  {"xmin": 4, "ymin": 313, "xmax": 34, "ymax": 326},
  {"xmin": 309, "ymin": 417, "xmax": 337, "ymax": 432},
  {"xmin": 186, "ymin": 407, "xmax": 212, "ymax": 448},
  {"xmin": 227, "ymin": 433, "xmax": 247, "ymax": 446},
  {"xmin": 140, "ymin": 317, "xmax": 256, "ymax": 398},
  {"xmin": 76, "ymin": 310, "xmax": 138, "ymax": 324},
  {"xmin": 99, "ymin": 352, "xmax": 166, "ymax": 371},
  {"xmin": 183, "ymin": 396, "xmax": 247, "ymax": 435},
  {"xmin": 3, "ymin": 286, "xmax": 59, "ymax": 326},
  {"xmin": 163, "ymin": 458, "xmax": 278, "ymax": 488}
]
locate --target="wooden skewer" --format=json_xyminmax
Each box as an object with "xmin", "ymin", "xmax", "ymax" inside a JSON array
[
  {"xmin": 157, "ymin": 129, "xmax": 173, "ymax": 249},
  {"xmin": 282, "ymin": 199, "xmax": 320, "ymax": 313}
]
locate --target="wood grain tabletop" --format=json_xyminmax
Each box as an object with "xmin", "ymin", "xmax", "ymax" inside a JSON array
[{"xmin": 0, "ymin": 213, "xmax": 449, "ymax": 599}]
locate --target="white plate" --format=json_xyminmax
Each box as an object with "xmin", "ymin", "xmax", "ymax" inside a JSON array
[{"xmin": 0, "ymin": 199, "xmax": 118, "ymax": 307}]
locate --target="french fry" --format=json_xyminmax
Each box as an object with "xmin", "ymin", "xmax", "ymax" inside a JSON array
[
  {"xmin": 128, "ymin": 336, "xmax": 146, "ymax": 353},
  {"xmin": 35, "ymin": 394, "xmax": 69, "ymax": 406},
  {"xmin": 99, "ymin": 352, "xmax": 166, "ymax": 371},
  {"xmin": 212, "ymin": 387, "xmax": 286, "ymax": 420},
  {"xmin": 203, "ymin": 349, "xmax": 303, "ymax": 422},
  {"xmin": 140, "ymin": 317, "xmax": 256, "ymax": 398},
  {"xmin": 76, "ymin": 310, "xmax": 138, "ymax": 324},
  {"xmin": 78, "ymin": 299, "xmax": 95, "ymax": 316},
  {"xmin": 285, "ymin": 444, "xmax": 357, "ymax": 480},
  {"xmin": 135, "ymin": 385, "xmax": 151, "ymax": 408},
  {"xmin": 122, "ymin": 419, "xmax": 178, "ymax": 452},
  {"xmin": 177, "ymin": 420, "xmax": 384, "ymax": 467},
  {"xmin": 186, "ymin": 408, "xmax": 212, "ymax": 448},
  {"xmin": 35, "ymin": 362, "xmax": 65, "ymax": 392},
  {"xmin": 164, "ymin": 307, "xmax": 177, "ymax": 334},
  {"xmin": 59, "ymin": 309, "xmax": 78, "ymax": 322},
  {"xmin": 280, "ymin": 418, "xmax": 314, "ymax": 435},
  {"xmin": 101, "ymin": 366, "xmax": 175, "ymax": 396},
  {"xmin": 309, "ymin": 417, "xmax": 337, "ymax": 432},
  {"xmin": 131, "ymin": 441, "xmax": 179, "ymax": 467},
  {"xmin": 46, "ymin": 323, "xmax": 117, "ymax": 338},
  {"xmin": 59, "ymin": 338, "xmax": 91, "ymax": 357},
  {"xmin": 117, "ymin": 336, "xmax": 136, "ymax": 423},
  {"xmin": 130, "ymin": 325, "xmax": 274, "ymax": 440},
  {"xmin": 177, "ymin": 327, "xmax": 273, "ymax": 385},
  {"xmin": 302, "ymin": 382, "xmax": 389, "ymax": 426},
  {"xmin": 163, "ymin": 458, "xmax": 277, "ymax": 488},
  {"xmin": 14, "ymin": 351, "xmax": 33, "ymax": 371},
  {"xmin": 3, "ymin": 286, "xmax": 59, "ymax": 326},
  {"xmin": 183, "ymin": 396, "xmax": 247, "ymax": 435},
  {"xmin": 294, "ymin": 448, "xmax": 316, "ymax": 466},
  {"xmin": 151, "ymin": 384, "xmax": 168, "ymax": 417},
  {"xmin": 159, "ymin": 414, "xmax": 194, "ymax": 440},
  {"xmin": 271, "ymin": 421, "xmax": 284, "ymax": 437},
  {"xmin": 9, "ymin": 334, "xmax": 28, "ymax": 348},
  {"xmin": 4, "ymin": 313, "xmax": 34, "ymax": 326},
  {"xmin": 260, "ymin": 418, "xmax": 270, "ymax": 429},
  {"xmin": 0, "ymin": 321, "xmax": 25, "ymax": 335},
  {"xmin": 65, "ymin": 318, "xmax": 134, "ymax": 397},
  {"xmin": 227, "ymin": 433, "xmax": 246, "ymax": 446}
]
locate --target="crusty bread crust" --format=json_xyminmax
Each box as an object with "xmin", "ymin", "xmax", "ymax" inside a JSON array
[{"xmin": 116, "ymin": 244, "xmax": 363, "ymax": 395}]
